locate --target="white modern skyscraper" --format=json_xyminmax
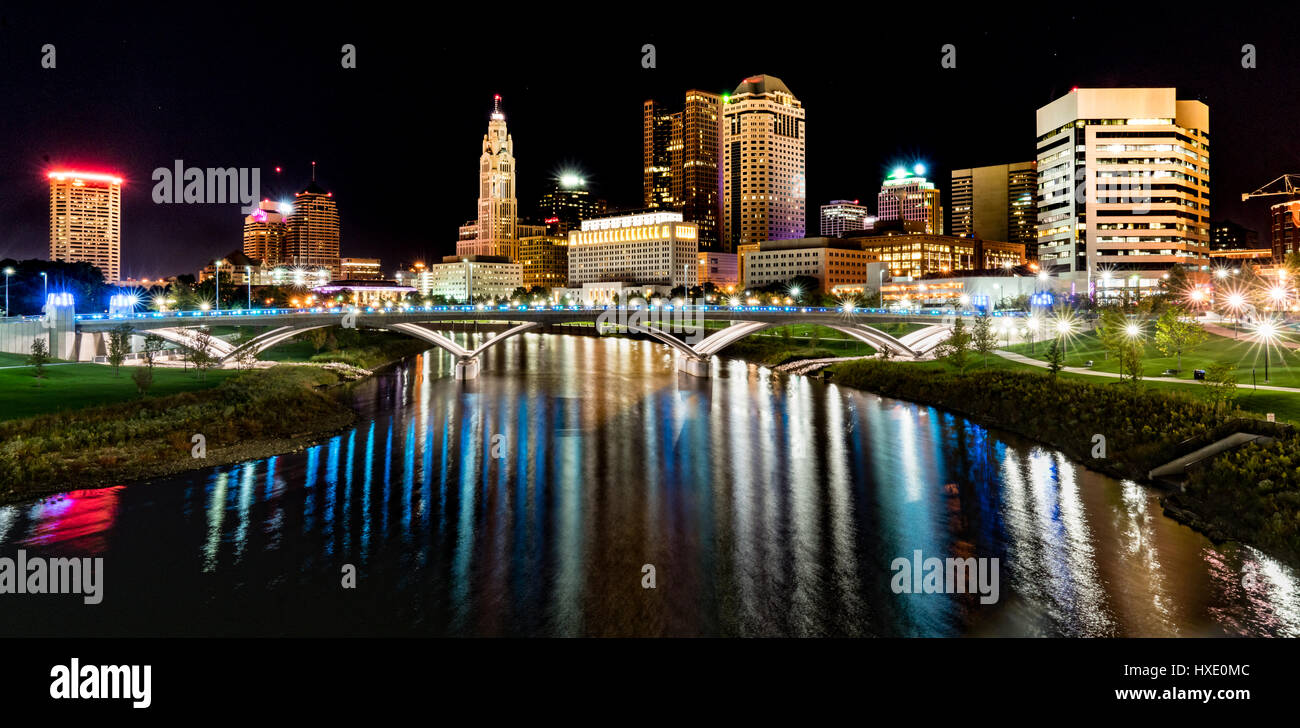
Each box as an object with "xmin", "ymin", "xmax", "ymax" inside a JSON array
[
  {"xmin": 820, "ymin": 200, "xmax": 872, "ymax": 237},
  {"xmin": 1035, "ymin": 88, "xmax": 1210, "ymax": 295},
  {"xmin": 722, "ymin": 75, "xmax": 805, "ymax": 250},
  {"xmin": 462, "ymin": 94, "xmax": 518, "ymax": 260},
  {"xmin": 48, "ymin": 170, "xmax": 123, "ymax": 283}
]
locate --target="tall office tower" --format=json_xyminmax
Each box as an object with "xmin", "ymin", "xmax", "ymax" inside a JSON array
[
  {"xmin": 48, "ymin": 170, "xmax": 123, "ymax": 283},
  {"xmin": 949, "ymin": 161, "xmax": 1038, "ymax": 249},
  {"xmin": 539, "ymin": 173, "xmax": 604, "ymax": 236},
  {"xmin": 877, "ymin": 166, "xmax": 943, "ymax": 235},
  {"xmin": 466, "ymin": 94, "xmax": 518, "ymax": 260},
  {"xmin": 820, "ymin": 200, "xmax": 871, "ymax": 236},
  {"xmin": 643, "ymin": 100, "xmax": 676, "ymax": 209},
  {"xmin": 243, "ymin": 199, "xmax": 288, "ymax": 266},
  {"xmin": 1035, "ymin": 88, "xmax": 1210, "ymax": 294},
  {"xmin": 285, "ymin": 179, "xmax": 341, "ymax": 279},
  {"xmin": 642, "ymin": 90, "xmax": 723, "ymax": 250},
  {"xmin": 722, "ymin": 75, "xmax": 805, "ymax": 250}
]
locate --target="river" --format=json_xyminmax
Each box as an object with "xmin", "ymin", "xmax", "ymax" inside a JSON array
[{"xmin": 1, "ymin": 332, "xmax": 1297, "ymax": 637}]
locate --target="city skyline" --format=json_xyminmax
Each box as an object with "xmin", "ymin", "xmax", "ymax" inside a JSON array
[{"xmin": 1, "ymin": 10, "xmax": 1296, "ymax": 281}]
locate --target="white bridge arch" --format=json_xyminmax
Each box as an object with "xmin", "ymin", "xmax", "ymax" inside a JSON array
[{"xmin": 74, "ymin": 309, "xmax": 961, "ymax": 380}]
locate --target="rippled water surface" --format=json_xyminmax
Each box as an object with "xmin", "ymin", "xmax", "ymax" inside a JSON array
[{"xmin": 1, "ymin": 333, "xmax": 1296, "ymax": 636}]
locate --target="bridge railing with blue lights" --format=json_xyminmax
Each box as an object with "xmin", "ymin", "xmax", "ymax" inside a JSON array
[{"xmin": 1, "ymin": 304, "xmax": 1038, "ymax": 324}]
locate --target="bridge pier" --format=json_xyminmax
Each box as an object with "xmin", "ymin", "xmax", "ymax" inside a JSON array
[
  {"xmin": 675, "ymin": 355, "xmax": 711, "ymax": 378},
  {"xmin": 454, "ymin": 356, "xmax": 481, "ymax": 380}
]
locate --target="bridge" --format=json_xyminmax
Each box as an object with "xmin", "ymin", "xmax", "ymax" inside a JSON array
[{"xmin": 0, "ymin": 302, "xmax": 1021, "ymax": 379}]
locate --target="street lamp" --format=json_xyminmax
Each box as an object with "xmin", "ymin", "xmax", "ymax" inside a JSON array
[
  {"xmin": 214, "ymin": 260, "xmax": 221, "ymax": 312},
  {"xmin": 1256, "ymin": 320, "xmax": 1278, "ymax": 382},
  {"xmin": 3, "ymin": 267, "xmax": 13, "ymax": 316},
  {"xmin": 1226, "ymin": 292, "xmax": 1246, "ymax": 338},
  {"xmin": 246, "ymin": 265, "xmax": 252, "ymax": 309},
  {"xmin": 40, "ymin": 271, "xmax": 47, "ymax": 302},
  {"xmin": 1054, "ymin": 317, "xmax": 1073, "ymax": 360}
]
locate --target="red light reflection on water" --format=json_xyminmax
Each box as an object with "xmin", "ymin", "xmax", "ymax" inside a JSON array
[{"xmin": 18, "ymin": 487, "xmax": 124, "ymax": 553}]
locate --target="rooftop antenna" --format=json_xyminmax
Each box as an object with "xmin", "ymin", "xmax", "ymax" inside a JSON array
[{"xmin": 311, "ymin": 161, "xmax": 317, "ymax": 182}]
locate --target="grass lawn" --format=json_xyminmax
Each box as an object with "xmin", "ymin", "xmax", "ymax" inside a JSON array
[
  {"xmin": 0, "ymin": 363, "xmax": 237, "ymax": 421},
  {"xmin": 0, "ymin": 352, "xmax": 37, "ymax": 367},
  {"xmin": 1005, "ymin": 329, "xmax": 1300, "ymax": 388},
  {"xmin": 888, "ymin": 349, "xmax": 1300, "ymax": 423}
]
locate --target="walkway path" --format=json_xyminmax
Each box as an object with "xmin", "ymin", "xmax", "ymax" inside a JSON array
[
  {"xmin": 1203, "ymin": 321, "xmax": 1300, "ymax": 351},
  {"xmin": 993, "ymin": 349, "xmax": 1300, "ymax": 394}
]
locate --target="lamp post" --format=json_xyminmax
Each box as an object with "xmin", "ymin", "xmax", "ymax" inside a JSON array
[
  {"xmin": 246, "ymin": 265, "xmax": 252, "ymax": 309},
  {"xmin": 1257, "ymin": 321, "xmax": 1277, "ymax": 383},
  {"xmin": 1055, "ymin": 318, "xmax": 1072, "ymax": 361},
  {"xmin": 1226, "ymin": 292, "xmax": 1245, "ymax": 338},
  {"xmin": 3, "ymin": 267, "xmax": 13, "ymax": 316},
  {"xmin": 214, "ymin": 260, "xmax": 221, "ymax": 312},
  {"xmin": 1123, "ymin": 322, "xmax": 1142, "ymax": 383},
  {"xmin": 40, "ymin": 271, "xmax": 48, "ymax": 302},
  {"xmin": 878, "ymin": 268, "xmax": 886, "ymax": 308}
]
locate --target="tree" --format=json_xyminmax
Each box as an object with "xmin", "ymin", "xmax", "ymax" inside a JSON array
[
  {"xmin": 1045, "ymin": 339, "xmax": 1064, "ymax": 378},
  {"xmin": 1120, "ymin": 337, "xmax": 1143, "ymax": 385},
  {"xmin": 1096, "ymin": 308, "xmax": 1127, "ymax": 362},
  {"xmin": 232, "ymin": 342, "xmax": 260, "ymax": 370},
  {"xmin": 107, "ymin": 324, "xmax": 132, "ymax": 377},
  {"xmin": 1153, "ymin": 307, "xmax": 1207, "ymax": 372},
  {"xmin": 28, "ymin": 337, "xmax": 50, "ymax": 379},
  {"xmin": 972, "ymin": 314, "xmax": 997, "ymax": 368},
  {"xmin": 937, "ymin": 317, "xmax": 972, "ymax": 371},
  {"xmin": 141, "ymin": 332, "xmax": 165, "ymax": 368},
  {"xmin": 190, "ymin": 329, "xmax": 217, "ymax": 380},
  {"xmin": 131, "ymin": 365, "xmax": 154, "ymax": 396},
  {"xmin": 304, "ymin": 327, "xmax": 328, "ymax": 353},
  {"xmin": 1201, "ymin": 360, "xmax": 1238, "ymax": 415}
]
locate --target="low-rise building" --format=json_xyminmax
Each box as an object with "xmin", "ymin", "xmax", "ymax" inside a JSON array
[
  {"xmin": 881, "ymin": 272, "xmax": 1069, "ymax": 309},
  {"xmin": 741, "ymin": 237, "xmax": 879, "ymax": 291},
  {"xmin": 519, "ymin": 235, "xmax": 569, "ymax": 290},
  {"xmin": 847, "ymin": 231, "xmax": 1026, "ymax": 278},
  {"xmin": 340, "ymin": 257, "xmax": 383, "ymax": 280},
  {"xmin": 567, "ymin": 211, "xmax": 698, "ymax": 289},
  {"xmin": 697, "ymin": 251, "xmax": 738, "ymax": 290},
  {"xmin": 313, "ymin": 280, "xmax": 416, "ymax": 307},
  {"xmin": 420, "ymin": 255, "xmax": 522, "ymax": 303}
]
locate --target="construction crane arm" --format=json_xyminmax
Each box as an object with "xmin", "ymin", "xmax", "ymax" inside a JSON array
[{"xmin": 1242, "ymin": 174, "xmax": 1300, "ymax": 201}]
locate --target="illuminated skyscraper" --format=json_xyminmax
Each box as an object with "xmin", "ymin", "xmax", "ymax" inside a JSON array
[
  {"xmin": 820, "ymin": 200, "xmax": 872, "ymax": 237},
  {"xmin": 1035, "ymin": 87, "xmax": 1209, "ymax": 293},
  {"xmin": 722, "ymin": 75, "xmax": 805, "ymax": 250},
  {"xmin": 285, "ymin": 179, "xmax": 341, "ymax": 279},
  {"xmin": 949, "ymin": 161, "xmax": 1037, "ymax": 249},
  {"xmin": 462, "ymin": 94, "xmax": 518, "ymax": 260},
  {"xmin": 48, "ymin": 170, "xmax": 123, "ymax": 283},
  {"xmin": 538, "ymin": 174, "xmax": 605, "ymax": 237},
  {"xmin": 643, "ymin": 90, "xmax": 723, "ymax": 250},
  {"xmin": 877, "ymin": 167, "xmax": 943, "ymax": 235},
  {"xmin": 243, "ymin": 199, "xmax": 288, "ymax": 266}
]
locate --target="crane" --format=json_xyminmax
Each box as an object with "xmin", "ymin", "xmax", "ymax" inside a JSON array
[{"xmin": 1241, "ymin": 174, "xmax": 1300, "ymax": 201}]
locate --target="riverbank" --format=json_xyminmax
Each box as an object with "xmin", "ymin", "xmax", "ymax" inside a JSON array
[
  {"xmin": 0, "ymin": 365, "xmax": 361, "ymax": 505},
  {"xmin": 823, "ymin": 358, "xmax": 1300, "ymax": 565}
]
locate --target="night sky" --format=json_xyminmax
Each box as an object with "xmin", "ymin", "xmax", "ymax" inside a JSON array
[{"xmin": 1, "ymin": 8, "xmax": 1296, "ymax": 280}]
